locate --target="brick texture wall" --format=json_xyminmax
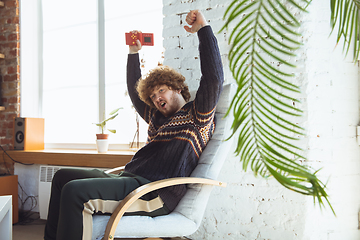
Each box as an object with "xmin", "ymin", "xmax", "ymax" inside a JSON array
[
  {"xmin": 0, "ymin": 0, "xmax": 19, "ymax": 174},
  {"xmin": 163, "ymin": 1, "xmax": 360, "ymax": 239}
]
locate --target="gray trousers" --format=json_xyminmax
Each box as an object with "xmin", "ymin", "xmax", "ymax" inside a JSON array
[{"xmin": 44, "ymin": 168, "xmax": 169, "ymax": 240}]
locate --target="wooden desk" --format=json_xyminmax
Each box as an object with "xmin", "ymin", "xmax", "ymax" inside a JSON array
[
  {"xmin": 5, "ymin": 149, "xmax": 136, "ymax": 221},
  {"xmin": 4, "ymin": 149, "xmax": 136, "ymax": 169}
]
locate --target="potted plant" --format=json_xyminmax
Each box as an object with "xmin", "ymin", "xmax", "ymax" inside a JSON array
[{"xmin": 93, "ymin": 108, "xmax": 121, "ymax": 153}]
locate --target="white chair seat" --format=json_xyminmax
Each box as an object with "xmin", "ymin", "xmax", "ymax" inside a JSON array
[{"xmin": 93, "ymin": 212, "xmax": 197, "ymax": 239}]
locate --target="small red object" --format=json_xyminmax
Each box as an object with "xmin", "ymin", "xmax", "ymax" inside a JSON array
[{"xmin": 125, "ymin": 32, "xmax": 154, "ymax": 46}]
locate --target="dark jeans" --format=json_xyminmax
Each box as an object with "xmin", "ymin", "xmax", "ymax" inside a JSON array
[{"xmin": 44, "ymin": 168, "xmax": 169, "ymax": 240}]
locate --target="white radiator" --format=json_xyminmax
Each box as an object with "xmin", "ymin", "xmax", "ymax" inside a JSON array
[{"xmin": 38, "ymin": 165, "xmax": 109, "ymax": 220}]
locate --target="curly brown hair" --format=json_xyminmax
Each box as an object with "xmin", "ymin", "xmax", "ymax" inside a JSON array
[{"xmin": 136, "ymin": 65, "xmax": 190, "ymax": 108}]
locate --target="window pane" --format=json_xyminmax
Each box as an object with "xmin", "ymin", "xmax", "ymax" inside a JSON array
[
  {"xmin": 42, "ymin": 0, "xmax": 98, "ymax": 144},
  {"xmin": 104, "ymin": 0, "xmax": 163, "ymax": 144},
  {"xmin": 37, "ymin": 0, "xmax": 163, "ymax": 146},
  {"xmin": 42, "ymin": 0, "xmax": 97, "ymax": 31}
]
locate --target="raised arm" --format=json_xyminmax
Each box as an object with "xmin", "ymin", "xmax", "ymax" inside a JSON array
[
  {"xmin": 185, "ymin": 10, "xmax": 224, "ymax": 115},
  {"xmin": 126, "ymin": 34, "xmax": 150, "ymax": 121}
]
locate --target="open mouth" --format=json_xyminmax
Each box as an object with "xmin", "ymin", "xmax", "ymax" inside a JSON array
[{"xmin": 160, "ymin": 102, "xmax": 166, "ymax": 108}]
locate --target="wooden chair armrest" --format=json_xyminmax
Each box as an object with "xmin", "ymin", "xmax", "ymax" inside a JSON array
[
  {"xmin": 104, "ymin": 166, "xmax": 125, "ymax": 174},
  {"xmin": 104, "ymin": 177, "xmax": 226, "ymax": 240}
]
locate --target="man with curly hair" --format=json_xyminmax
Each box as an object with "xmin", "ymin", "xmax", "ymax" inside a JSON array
[
  {"xmin": 44, "ymin": 10, "xmax": 223, "ymax": 240},
  {"xmin": 135, "ymin": 65, "xmax": 190, "ymax": 115},
  {"xmin": 125, "ymin": 8, "xmax": 224, "ymax": 214}
]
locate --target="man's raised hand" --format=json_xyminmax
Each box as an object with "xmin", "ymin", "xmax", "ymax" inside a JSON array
[
  {"xmin": 129, "ymin": 30, "xmax": 142, "ymax": 54},
  {"xmin": 184, "ymin": 10, "xmax": 208, "ymax": 33}
]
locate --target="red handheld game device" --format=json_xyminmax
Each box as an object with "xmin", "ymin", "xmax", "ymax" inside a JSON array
[{"xmin": 125, "ymin": 32, "xmax": 154, "ymax": 46}]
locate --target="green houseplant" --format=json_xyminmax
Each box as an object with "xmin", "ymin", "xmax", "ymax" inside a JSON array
[
  {"xmin": 93, "ymin": 108, "xmax": 121, "ymax": 152},
  {"xmin": 221, "ymin": 0, "xmax": 360, "ymax": 214}
]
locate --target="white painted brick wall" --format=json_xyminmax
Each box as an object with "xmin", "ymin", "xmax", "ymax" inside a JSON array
[
  {"xmin": 162, "ymin": 0, "xmax": 360, "ymax": 239},
  {"xmin": 300, "ymin": 1, "xmax": 360, "ymax": 239}
]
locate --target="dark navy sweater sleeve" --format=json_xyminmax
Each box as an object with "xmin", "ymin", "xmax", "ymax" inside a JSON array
[
  {"xmin": 127, "ymin": 53, "xmax": 151, "ymax": 122},
  {"xmin": 194, "ymin": 26, "xmax": 224, "ymax": 115}
]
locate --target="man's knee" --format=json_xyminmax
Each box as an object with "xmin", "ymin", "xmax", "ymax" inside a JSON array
[
  {"xmin": 51, "ymin": 169, "xmax": 74, "ymax": 192},
  {"xmin": 52, "ymin": 168, "xmax": 93, "ymax": 189},
  {"xmin": 52, "ymin": 168, "xmax": 74, "ymax": 184},
  {"xmin": 61, "ymin": 179, "xmax": 85, "ymax": 200}
]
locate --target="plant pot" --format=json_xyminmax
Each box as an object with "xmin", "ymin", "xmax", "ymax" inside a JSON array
[{"xmin": 96, "ymin": 134, "xmax": 109, "ymax": 153}]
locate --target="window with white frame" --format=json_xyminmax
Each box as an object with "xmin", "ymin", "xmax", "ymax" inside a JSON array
[{"xmin": 20, "ymin": 0, "xmax": 163, "ymax": 149}]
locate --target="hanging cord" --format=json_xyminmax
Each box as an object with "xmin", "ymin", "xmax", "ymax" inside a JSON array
[
  {"xmin": 0, "ymin": 144, "xmax": 39, "ymax": 224},
  {"xmin": 16, "ymin": 181, "xmax": 39, "ymax": 225},
  {"xmin": 0, "ymin": 144, "xmax": 34, "ymax": 167}
]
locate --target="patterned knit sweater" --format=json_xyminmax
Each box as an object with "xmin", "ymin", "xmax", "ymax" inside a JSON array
[{"xmin": 125, "ymin": 26, "xmax": 224, "ymax": 212}]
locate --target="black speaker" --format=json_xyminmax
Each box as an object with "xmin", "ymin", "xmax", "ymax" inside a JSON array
[{"xmin": 13, "ymin": 117, "xmax": 44, "ymax": 150}]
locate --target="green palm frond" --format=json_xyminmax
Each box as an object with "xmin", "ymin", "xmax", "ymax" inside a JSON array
[
  {"xmin": 330, "ymin": 0, "xmax": 360, "ymax": 61},
  {"xmin": 220, "ymin": 0, "xmax": 335, "ymax": 214}
]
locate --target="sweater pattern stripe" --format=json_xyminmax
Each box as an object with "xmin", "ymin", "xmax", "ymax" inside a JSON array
[{"xmin": 146, "ymin": 101, "xmax": 215, "ymax": 159}]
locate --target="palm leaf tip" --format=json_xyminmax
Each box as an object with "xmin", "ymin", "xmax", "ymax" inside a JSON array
[{"xmin": 266, "ymin": 163, "xmax": 335, "ymax": 215}]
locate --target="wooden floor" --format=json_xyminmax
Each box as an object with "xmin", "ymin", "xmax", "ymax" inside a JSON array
[{"xmin": 13, "ymin": 219, "xmax": 47, "ymax": 240}]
